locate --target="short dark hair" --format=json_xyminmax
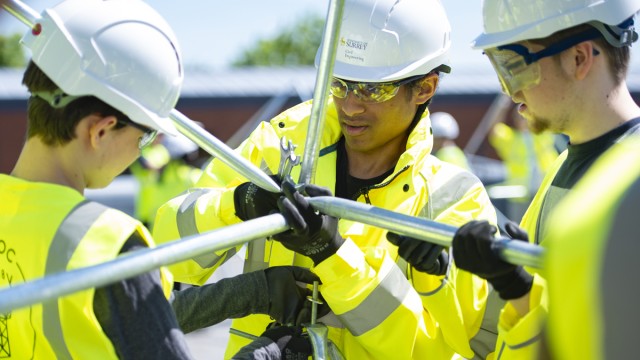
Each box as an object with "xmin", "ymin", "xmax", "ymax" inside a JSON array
[
  {"xmin": 22, "ymin": 60, "xmax": 127, "ymax": 146},
  {"xmin": 529, "ymin": 23, "xmax": 631, "ymax": 84}
]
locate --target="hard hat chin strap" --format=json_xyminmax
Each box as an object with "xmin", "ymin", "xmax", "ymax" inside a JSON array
[{"xmin": 31, "ymin": 89, "xmax": 82, "ymax": 108}]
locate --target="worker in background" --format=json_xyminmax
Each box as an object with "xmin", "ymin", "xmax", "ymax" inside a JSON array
[
  {"xmin": 488, "ymin": 104, "xmax": 558, "ymax": 221},
  {"xmin": 153, "ymin": 0, "xmax": 497, "ymax": 358},
  {"xmin": 430, "ymin": 111, "xmax": 473, "ymax": 171},
  {"xmin": 449, "ymin": 0, "xmax": 640, "ymax": 358},
  {"xmin": 130, "ymin": 132, "xmax": 203, "ymax": 230},
  {"xmin": 0, "ymin": 0, "xmax": 320, "ymax": 358}
]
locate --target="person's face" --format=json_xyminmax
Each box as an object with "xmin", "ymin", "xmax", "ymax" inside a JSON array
[
  {"xmin": 511, "ymin": 42, "xmax": 573, "ymax": 135},
  {"xmin": 85, "ymin": 117, "xmax": 148, "ymax": 188},
  {"xmin": 488, "ymin": 41, "xmax": 573, "ymax": 135},
  {"xmin": 332, "ymin": 75, "xmax": 437, "ymax": 154}
]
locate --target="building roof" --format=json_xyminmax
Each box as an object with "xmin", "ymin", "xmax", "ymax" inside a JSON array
[{"xmin": 3, "ymin": 65, "xmax": 640, "ymax": 100}]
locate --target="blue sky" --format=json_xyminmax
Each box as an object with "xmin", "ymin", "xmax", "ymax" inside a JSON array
[
  {"xmin": 2, "ymin": 0, "xmax": 638, "ymax": 73},
  {"xmin": 0, "ymin": 0, "xmax": 490, "ymax": 70}
]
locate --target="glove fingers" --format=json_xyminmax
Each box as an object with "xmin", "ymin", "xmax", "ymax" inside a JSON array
[
  {"xmin": 303, "ymin": 184, "xmax": 333, "ymax": 197},
  {"xmin": 397, "ymin": 238, "xmax": 423, "ymax": 262},
  {"xmin": 386, "ymin": 231, "xmax": 402, "ymax": 245},
  {"xmin": 288, "ymin": 266, "xmax": 321, "ymax": 284},
  {"xmin": 505, "ymin": 221, "xmax": 529, "ymax": 242},
  {"xmin": 417, "ymin": 244, "xmax": 445, "ymax": 268},
  {"xmin": 278, "ymin": 197, "xmax": 307, "ymax": 233}
]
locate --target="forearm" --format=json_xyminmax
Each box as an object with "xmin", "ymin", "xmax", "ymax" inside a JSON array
[
  {"xmin": 171, "ymin": 270, "xmax": 269, "ymax": 333},
  {"xmin": 315, "ymin": 240, "xmax": 427, "ymax": 359}
]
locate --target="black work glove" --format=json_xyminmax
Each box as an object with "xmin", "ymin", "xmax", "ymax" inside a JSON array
[
  {"xmin": 452, "ymin": 220, "xmax": 533, "ymax": 300},
  {"xmin": 387, "ymin": 232, "xmax": 449, "ymax": 276},
  {"xmin": 264, "ymin": 266, "xmax": 329, "ymax": 325},
  {"xmin": 274, "ymin": 180, "xmax": 344, "ymax": 265},
  {"xmin": 233, "ymin": 175, "xmax": 282, "ymax": 221},
  {"xmin": 261, "ymin": 325, "xmax": 312, "ymax": 360}
]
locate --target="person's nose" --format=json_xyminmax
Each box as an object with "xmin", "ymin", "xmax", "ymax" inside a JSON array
[{"xmin": 337, "ymin": 93, "xmax": 365, "ymax": 117}]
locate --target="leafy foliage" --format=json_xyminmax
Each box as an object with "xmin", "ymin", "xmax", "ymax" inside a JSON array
[
  {"xmin": 0, "ymin": 33, "xmax": 26, "ymax": 68},
  {"xmin": 232, "ymin": 14, "xmax": 324, "ymax": 67}
]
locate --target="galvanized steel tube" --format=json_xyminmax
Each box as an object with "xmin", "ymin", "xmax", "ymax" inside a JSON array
[
  {"xmin": 170, "ymin": 109, "xmax": 280, "ymax": 193},
  {"xmin": 307, "ymin": 196, "xmax": 544, "ymax": 268},
  {"xmin": 298, "ymin": 0, "xmax": 345, "ymax": 185},
  {"xmin": 0, "ymin": 214, "xmax": 288, "ymax": 313},
  {"xmin": 2, "ymin": 0, "xmax": 41, "ymax": 28}
]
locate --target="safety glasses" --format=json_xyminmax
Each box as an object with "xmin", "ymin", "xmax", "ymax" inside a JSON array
[
  {"xmin": 329, "ymin": 74, "xmax": 424, "ymax": 103},
  {"xmin": 484, "ymin": 28, "xmax": 601, "ymax": 96},
  {"xmin": 117, "ymin": 118, "xmax": 158, "ymax": 149}
]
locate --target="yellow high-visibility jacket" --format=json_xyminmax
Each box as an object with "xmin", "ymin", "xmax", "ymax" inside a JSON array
[
  {"xmin": 545, "ymin": 138, "xmax": 640, "ymax": 359},
  {"xmin": 0, "ymin": 175, "xmax": 173, "ymax": 359},
  {"xmin": 483, "ymin": 153, "xmax": 567, "ymax": 359},
  {"xmin": 435, "ymin": 145, "xmax": 472, "ymax": 172},
  {"xmin": 489, "ymin": 123, "xmax": 558, "ymax": 199},
  {"xmin": 153, "ymin": 99, "xmax": 497, "ymax": 359}
]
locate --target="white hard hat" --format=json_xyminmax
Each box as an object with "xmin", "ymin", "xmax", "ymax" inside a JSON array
[
  {"xmin": 430, "ymin": 112, "xmax": 459, "ymax": 140},
  {"xmin": 472, "ymin": 0, "xmax": 640, "ymax": 49},
  {"xmin": 316, "ymin": 0, "xmax": 452, "ymax": 82},
  {"xmin": 21, "ymin": 0, "xmax": 183, "ymax": 135}
]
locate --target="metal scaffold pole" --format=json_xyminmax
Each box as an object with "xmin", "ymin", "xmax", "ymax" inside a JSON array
[
  {"xmin": 308, "ymin": 196, "xmax": 544, "ymax": 269},
  {"xmin": 298, "ymin": 0, "xmax": 345, "ymax": 185},
  {"xmin": 0, "ymin": 214, "xmax": 288, "ymax": 314}
]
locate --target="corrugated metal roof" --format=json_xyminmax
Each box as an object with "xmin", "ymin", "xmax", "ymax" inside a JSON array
[{"xmin": 2, "ymin": 65, "xmax": 640, "ymax": 100}]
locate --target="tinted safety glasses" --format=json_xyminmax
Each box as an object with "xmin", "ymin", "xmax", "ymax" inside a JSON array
[
  {"xmin": 118, "ymin": 118, "xmax": 158, "ymax": 149},
  {"xmin": 330, "ymin": 74, "xmax": 424, "ymax": 103},
  {"xmin": 484, "ymin": 28, "xmax": 602, "ymax": 96}
]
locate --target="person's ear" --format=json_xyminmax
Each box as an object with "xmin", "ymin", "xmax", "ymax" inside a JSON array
[
  {"xmin": 415, "ymin": 74, "xmax": 439, "ymax": 105},
  {"xmin": 87, "ymin": 115, "xmax": 119, "ymax": 149},
  {"xmin": 571, "ymin": 41, "xmax": 596, "ymax": 81}
]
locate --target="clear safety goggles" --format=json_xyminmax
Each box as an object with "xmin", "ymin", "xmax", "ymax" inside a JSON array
[
  {"xmin": 118, "ymin": 118, "xmax": 158, "ymax": 149},
  {"xmin": 484, "ymin": 28, "xmax": 602, "ymax": 97},
  {"xmin": 329, "ymin": 74, "xmax": 424, "ymax": 103}
]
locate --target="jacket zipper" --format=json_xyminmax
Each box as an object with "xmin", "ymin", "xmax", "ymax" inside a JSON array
[{"xmin": 353, "ymin": 165, "xmax": 410, "ymax": 204}]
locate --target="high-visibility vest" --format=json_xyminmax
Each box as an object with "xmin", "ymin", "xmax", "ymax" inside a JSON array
[
  {"xmin": 490, "ymin": 123, "xmax": 558, "ymax": 197},
  {"xmin": 435, "ymin": 145, "xmax": 472, "ymax": 171},
  {"xmin": 0, "ymin": 175, "xmax": 172, "ymax": 359}
]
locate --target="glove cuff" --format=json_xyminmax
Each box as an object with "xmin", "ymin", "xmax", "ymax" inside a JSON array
[
  {"xmin": 488, "ymin": 266, "xmax": 533, "ymax": 300},
  {"xmin": 309, "ymin": 236, "xmax": 345, "ymax": 265},
  {"xmin": 233, "ymin": 183, "xmax": 251, "ymax": 221}
]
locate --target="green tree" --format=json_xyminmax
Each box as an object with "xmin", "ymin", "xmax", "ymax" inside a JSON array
[
  {"xmin": 232, "ymin": 14, "xmax": 324, "ymax": 67},
  {"xmin": 0, "ymin": 33, "xmax": 26, "ymax": 68}
]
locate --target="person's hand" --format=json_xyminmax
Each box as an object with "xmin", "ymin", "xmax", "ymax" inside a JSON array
[
  {"xmin": 261, "ymin": 325, "xmax": 312, "ymax": 360},
  {"xmin": 233, "ymin": 176, "xmax": 282, "ymax": 221},
  {"xmin": 274, "ymin": 180, "xmax": 344, "ymax": 265},
  {"xmin": 264, "ymin": 266, "xmax": 328, "ymax": 325},
  {"xmin": 452, "ymin": 220, "xmax": 533, "ymax": 300},
  {"xmin": 386, "ymin": 232, "xmax": 449, "ymax": 275}
]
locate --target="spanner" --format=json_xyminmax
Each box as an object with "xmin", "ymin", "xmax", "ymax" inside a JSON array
[{"xmin": 278, "ymin": 136, "xmax": 300, "ymax": 180}]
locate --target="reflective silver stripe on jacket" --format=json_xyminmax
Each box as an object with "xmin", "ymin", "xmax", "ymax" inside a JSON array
[
  {"xmin": 338, "ymin": 264, "xmax": 411, "ymax": 336},
  {"xmin": 429, "ymin": 169, "xmax": 482, "ymax": 220},
  {"xmin": 423, "ymin": 161, "xmax": 499, "ymax": 358},
  {"xmin": 44, "ymin": 200, "xmax": 108, "ymax": 359},
  {"xmin": 243, "ymin": 238, "xmax": 269, "ymax": 272},
  {"xmin": 176, "ymin": 188, "xmax": 237, "ymax": 268}
]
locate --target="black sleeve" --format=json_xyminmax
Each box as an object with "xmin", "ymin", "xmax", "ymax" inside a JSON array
[
  {"xmin": 230, "ymin": 337, "xmax": 281, "ymax": 360},
  {"xmin": 171, "ymin": 270, "xmax": 270, "ymax": 334},
  {"xmin": 93, "ymin": 233, "xmax": 194, "ymax": 360}
]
